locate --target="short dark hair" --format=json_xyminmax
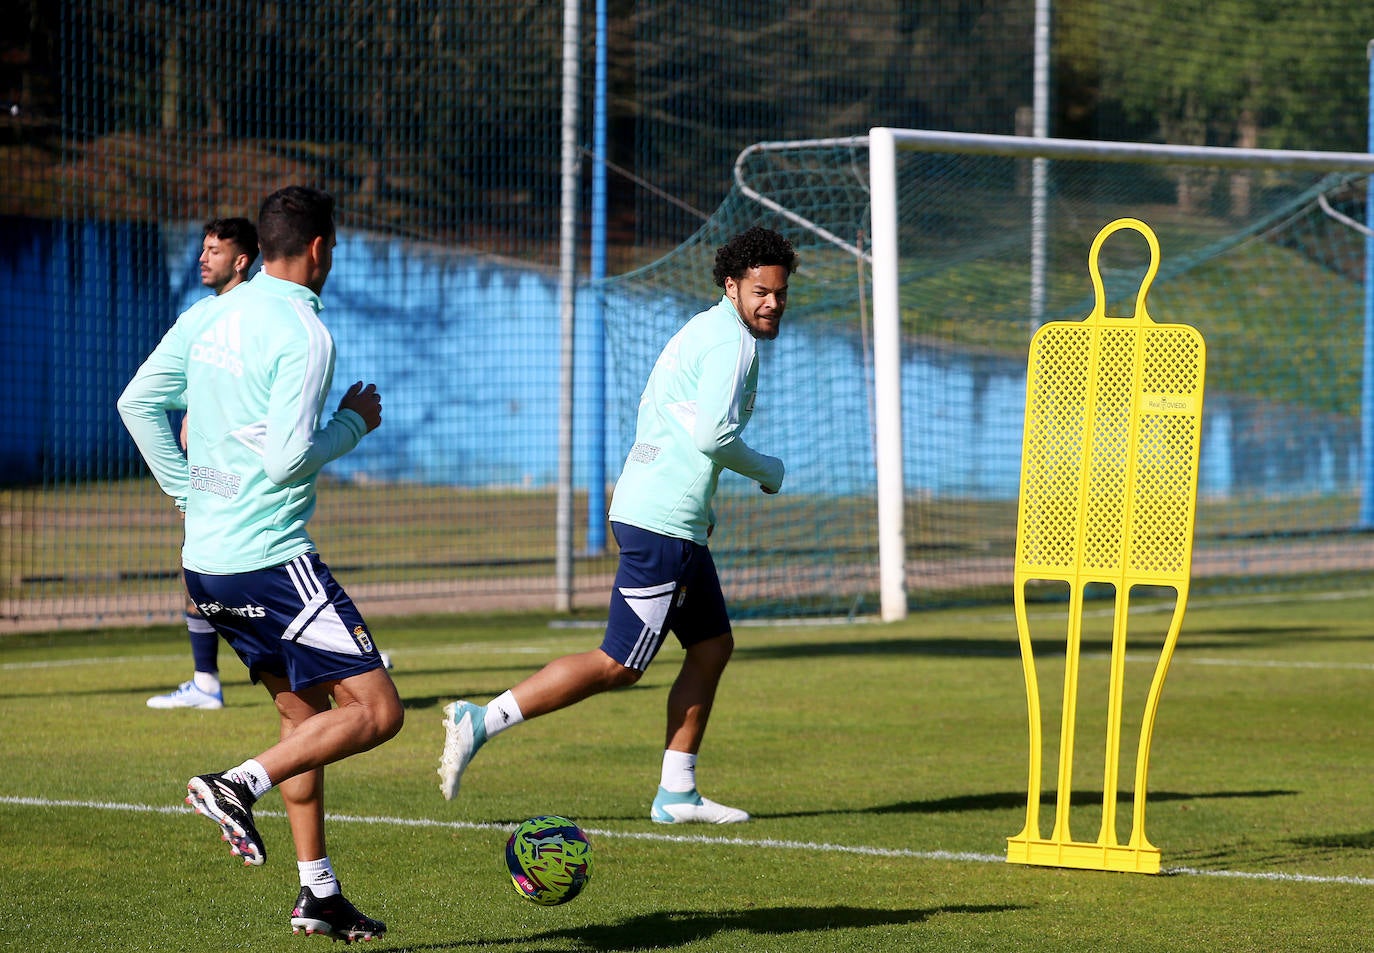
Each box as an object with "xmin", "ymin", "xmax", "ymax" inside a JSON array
[
  {"xmin": 257, "ymin": 186, "xmax": 335, "ymax": 261},
  {"xmin": 712, "ymin": 226, "xmax": 799, "ymax": 288},
  {"xmin": 203, "ymin": 217, "xmax": 259, "ymax": 266}
]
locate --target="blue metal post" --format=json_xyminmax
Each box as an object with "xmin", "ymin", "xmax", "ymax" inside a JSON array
[
  {"xmin": 1362, "ymin": 39, "xmax": 1374, "ymax": 528},
  {"xmin": 585, "ymin": 0, "xmax": 609, "ymax": 553}
]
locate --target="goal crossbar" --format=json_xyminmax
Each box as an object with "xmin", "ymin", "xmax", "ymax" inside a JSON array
[{"xmin": 865, "ymin": 128, "xmax": 1374, "ymax": 621}]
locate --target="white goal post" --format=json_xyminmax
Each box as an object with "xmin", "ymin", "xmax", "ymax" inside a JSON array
[{"xmin": 866, "ymin": 128, "xmax": 1374, "ymax": 622}]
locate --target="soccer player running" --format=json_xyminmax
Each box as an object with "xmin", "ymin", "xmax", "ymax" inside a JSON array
[
  {"xmin": 118, "ymin": 186, "xmax": 402, "ymax": 941},
  {"xmin": 439, "ymin": 226, "xmax": 797, "ymax": 824},
  {"xmin": 146, "ymin": 217, "xmax": 259, "ymax": 711}
]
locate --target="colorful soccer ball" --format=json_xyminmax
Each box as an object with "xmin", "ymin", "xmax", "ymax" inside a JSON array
[{"xmin": 505, "ymin": 815, "xmax": 593, "ymax": 906}]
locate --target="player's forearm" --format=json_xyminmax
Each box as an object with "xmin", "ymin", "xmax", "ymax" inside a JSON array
[
  {"xmin": 118, "ymin": 375, "xmax": 191, "ymax": 506},
  {"xmin": 118, "ymin": 401, "xmax": 190, "ymax": 505},
  {"xmin": 700, "ymin": 432, "xmax": 784, "ymax": 491},
  {"xmin": 261, "ymin": 409, "xmax": 367, "ymax": 485}
]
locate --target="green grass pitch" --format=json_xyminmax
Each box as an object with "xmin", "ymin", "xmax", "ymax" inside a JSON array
[{"xmin": 3, "ymin": 589, "xmax": 1373, "ymax": 952}]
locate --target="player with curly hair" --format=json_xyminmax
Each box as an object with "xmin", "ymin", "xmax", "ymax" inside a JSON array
[{"xmin": 439, "ymin": 226, "xmax": 799, "ymax": 823}]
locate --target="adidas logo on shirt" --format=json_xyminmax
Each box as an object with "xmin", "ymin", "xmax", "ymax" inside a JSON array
[{"xmin": 191, "ymin": 313, "xmax": 245, "ymax": 377}]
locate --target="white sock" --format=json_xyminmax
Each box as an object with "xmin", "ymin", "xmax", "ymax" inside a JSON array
[
  {"xmin": 298, "ymin": 856, "xmax": 340, "ymax": 898},
  {"xmin": 192, "ymin": 671, "xmax": 221, "ymax": 694},
  {"xmin": 660, "ymin": 749, "xmax": 697, "ymax": 793},
  {"xmin": 228, "ymin": 758, "xmax": 273, "ymax": 800},
  {"xmin": 484, "ymin": 690, "xmax": 524, "ymax": 738}
]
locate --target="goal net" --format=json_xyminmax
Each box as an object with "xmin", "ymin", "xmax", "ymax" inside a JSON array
[{"xmin": 602, "ymin": 129, "xmax": 1374, "ymax": 619}]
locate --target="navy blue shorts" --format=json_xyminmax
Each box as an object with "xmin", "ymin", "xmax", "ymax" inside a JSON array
[
  {"xmin": 600, "ymin": 522, "xmax": 731, "ymax": 672},
  {"xmin": 183, "ymin": 552, "xmax": 385, "ymax": 692}
]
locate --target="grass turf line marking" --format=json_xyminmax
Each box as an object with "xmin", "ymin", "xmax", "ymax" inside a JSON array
[{"xmin": 5, "ymin": 795, "xmax": 1373, "ymax": 887}]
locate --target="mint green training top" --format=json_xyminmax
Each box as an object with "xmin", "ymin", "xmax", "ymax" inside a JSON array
[
  {"xmin": 608, "ymin": 295, "xmax": 784, "ymax": 545},
  {"xmin": 117, "ymin": 273, "xmax": 367, "ymax": 574}
]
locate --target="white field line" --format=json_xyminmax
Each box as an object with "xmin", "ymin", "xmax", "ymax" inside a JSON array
[{"xmin": 2, "ymin": 795, "xmax": 1372, "ymax": 887}]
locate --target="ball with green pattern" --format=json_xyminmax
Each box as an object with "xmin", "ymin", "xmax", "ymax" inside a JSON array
[{"xmin": 505, "ymin": 815, "xmax": 593, "ymax": 905}]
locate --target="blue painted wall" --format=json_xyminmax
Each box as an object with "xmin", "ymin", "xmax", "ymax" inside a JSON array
[{"xmin": 2, "ymin": 219, "xmax": 1359, "ymax": 500}]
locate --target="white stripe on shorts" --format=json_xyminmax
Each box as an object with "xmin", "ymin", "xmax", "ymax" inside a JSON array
[
  {"xmin": 621, "ymin": 581, "xmax": 676, "ymax": 670},
  {"xmin": 281, "ymin": 555, "xmax": 359, "ymax": 655}
]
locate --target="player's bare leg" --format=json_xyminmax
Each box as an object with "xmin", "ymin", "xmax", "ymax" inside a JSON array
[
  {"xmin": 263, "ymin": 675, "xmax": 330, "ymax": 862},
  {"xmin": 185, "ymin": 666, "xmax": 400, "ymax": 876},
  {"xmin": 263, "ymin": 672, "xmax": 395, "ymax": 942},
  {"xmin": 440, "ymin": 649, "xmax": 638, "ymax": 800},
  {"xmin": 256, "ymin": 668, "xmax": 403, "ymax": 784},
  {"xmin": 663, "ymin": 631, "xmax": 733, "ymax": 753},
  {"xmin": 653, "ymin": 632, "xmax": 748, "ymax": 824},
  {"xmin": 513, "ymin": 649, "xmax": 642, "ymax": 718}
]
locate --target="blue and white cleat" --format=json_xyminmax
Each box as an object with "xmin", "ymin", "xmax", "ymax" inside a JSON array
[
  {"xmin": 438, "ymin": 700, "xmax": 488, "ymax": 801},
  {"xmin": 147, "ymin": 680, "xmax": 223, "ymax": 710},
  {"xmin": 651, "ymin": 786, "xmax": 750, "ymax": 824}
]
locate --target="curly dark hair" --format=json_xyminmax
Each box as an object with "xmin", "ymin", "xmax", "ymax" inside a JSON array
[{"xmin": 712, "ymin": 226, "xmax": 798, "ymax": 288}]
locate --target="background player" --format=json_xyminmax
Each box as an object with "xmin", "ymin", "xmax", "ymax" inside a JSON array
[{"xmin": 147, "ymin": 217, "xmax": 259, "ymax": 710}]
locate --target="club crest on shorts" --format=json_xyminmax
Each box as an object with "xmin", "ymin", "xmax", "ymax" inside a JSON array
[{"xmin": 353, "ymin": 624, "xmax": 375, "ymax": 652}]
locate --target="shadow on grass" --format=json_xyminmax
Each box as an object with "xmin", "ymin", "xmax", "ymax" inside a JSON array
[
  {"xmin": 756, "ymin": 788, "xmax": 1298, "ymax": 820},
  {"xmin": 1174, "ymin": 829, "xmax": 1374, "ymax": 871},
  {"xmin": 1290, "ymin": 830, "xmax": 1374, "ymax": 850},
  {"xmin": 0, "ymin": 657, "xmax": 579, "ymax": 703},
  {"xmin": 402, "ymin": 681, "xmax": 656, "ymax": 714},
  {"xmin": 10, "ymin": 681, "xmax": 530, "ymax": 709},
  {"xmin": 733, "ymin": 624, "xmax": 1351, "ymax": 663},
  {"xmin": 564, "ymin": 788, "xmax": 1299, "ymax": 825},
  {"xmin": 463, "ymin": 903, "xmax": 1021, "ymax": 951}
]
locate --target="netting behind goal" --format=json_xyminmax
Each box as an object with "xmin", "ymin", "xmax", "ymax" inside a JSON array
[
  {"xmin": 603, "ymin": 133, "xmax": 1374, "ymax": 617},
  {"xmin": 602, "ymin": 188, "xmax": 884, "ymax": 619}
]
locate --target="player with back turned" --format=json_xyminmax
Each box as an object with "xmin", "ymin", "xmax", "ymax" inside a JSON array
[
  {"xmin": 118, "ymin": 186, "xmax": 402, "ymax": 942},
  {"xmin": 439, "ymin": 226, "xmax": 798, "ymax": 824}
]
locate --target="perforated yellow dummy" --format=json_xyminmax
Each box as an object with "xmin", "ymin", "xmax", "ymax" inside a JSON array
[{"xmin": 1005, "ymin": 218, "xmax": 1206, "ymax": 874}]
